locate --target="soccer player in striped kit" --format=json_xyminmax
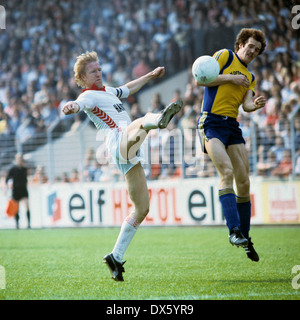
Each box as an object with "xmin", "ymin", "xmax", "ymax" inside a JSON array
[
  {"xmin": 197, "ymin": 28, "xmax": 267, "ymax": 262},
  {"xmin": 63, "ymin": 51, "xmax": 183, "ymax": 281}
]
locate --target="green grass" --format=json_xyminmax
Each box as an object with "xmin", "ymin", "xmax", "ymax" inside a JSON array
[{"xmin": 0, "ymin": 226, "xmax": 299, "ymax": 300}]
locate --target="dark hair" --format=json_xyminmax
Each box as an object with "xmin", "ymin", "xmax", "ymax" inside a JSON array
[{"xmin": 234, "ymin": 28, "xmax": 266, "ymax": 55}]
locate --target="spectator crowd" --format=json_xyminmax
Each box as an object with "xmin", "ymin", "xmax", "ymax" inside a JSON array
[{"xmin": 0, "ymin": 0, "xmax": 299, "ymax": 183}]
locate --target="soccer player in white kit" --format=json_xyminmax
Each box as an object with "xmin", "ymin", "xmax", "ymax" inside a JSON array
[{"xmin": 62, "ymin": 51, "xmax": 183, "ymax": 281}]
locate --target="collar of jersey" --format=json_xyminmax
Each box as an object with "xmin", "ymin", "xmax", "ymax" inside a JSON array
[
  {"xmin": 83, "ymin": 84, "xmax": 106, "ymax": 92},
  {"xmin": 234, "ymin": 52, "xmax": 248, "ymax": 67}
]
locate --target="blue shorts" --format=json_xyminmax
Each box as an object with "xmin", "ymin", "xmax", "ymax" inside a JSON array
[{"xmin": 197, "ymin": 112, "xmax": 245, "ymax": 154}]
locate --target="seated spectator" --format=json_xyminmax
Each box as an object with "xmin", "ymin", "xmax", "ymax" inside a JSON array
[
  {"xmin": 149, "ymin": 92, "xmax": 164, "ymax": 113},
  {"xmin": 16, "ymin": 103, "xmax": 45, "ymax": 144},
  {"xmin": 257, "ymin": 124, "xmax": 276, "ymax": 161},
  {"xmin": 0, "ymin": 111, "xmax": 9, "ymax": 134},
  {"xmin": 70, "ymin": 168, "xmax": 80, "ymax": 182},
  {"xmin": 61, "ymin": 172, "xmax": 70, "ymax": 183},
  {"xmin": 294, "ymin": 114, "xmax": 300, "ymax": 151},
  {"xmin": 152, "ymin": 23, "xmax": 172, "ymax": 51},
  {"xmin": 174, "ymin": 22, "xmax": 192, "ymax": 69},
  {"xmin": 274, "ymin": 102, "xmax": 292, "ymax": 133},
  {"xmin": 31, "ymin": 165, "xmax": 48, "ymax": 184},
  {"xmin": 130, "ymin": 103, "xmax": 144, "ymax": 121},
  {"xmin": 279, "ymin": 118, "xmax": 292, "ymax": 149},
  {"xmin": 112, "ymin": 65, "xmax": 128, "ymax": 87},
  {"xmin": 269, "ymin": 135, "xmax": 285, "ymax": 164},
  {"xmin": 257, "ymin": 149, "xmax": 277, "ymax": 177},
  {"xmin": 132, "ymin": 55, "xmax": 151, "ymax": 79},
  {"xmin": 271, "ymin": 149, "xmax": 293, "ymax": 178},
  {"xmin": 93, "ymin": 162, "xmax": 104, "ymax": 182}
]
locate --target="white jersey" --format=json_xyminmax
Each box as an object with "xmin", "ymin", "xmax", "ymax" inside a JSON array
[
  {"xmin": 75, "ymin": 85, "xmax": 145, "ymax": 175},
  {"xmin": 75, "ymin": 85, "xmax": 131, "ymax": 134}
]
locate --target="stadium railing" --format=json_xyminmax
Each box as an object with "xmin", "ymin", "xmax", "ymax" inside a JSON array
[{"xmin": 1, "ymin": 105, "xmax": 299, "ymax": 183}]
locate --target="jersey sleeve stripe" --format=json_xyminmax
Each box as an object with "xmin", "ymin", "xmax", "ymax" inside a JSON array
[
  {"xmin": 115, "ymin": 87, "xmax": 123, "ymax": 98},
  {"xmin": 214, "ymin": 49, "xmax": 225, "ymax": 61},
  {"xmin": 118, "ymin": 87, "xmax": 123, "ymax": 97},
  {"xmin": 220, "ymin": 50, "xmax": 233, "ymax": 74}
]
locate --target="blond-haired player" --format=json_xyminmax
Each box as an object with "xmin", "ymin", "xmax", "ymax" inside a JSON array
[{"xmin": 63, "ymin": 51, "xmax": 183, "ymax": 281}]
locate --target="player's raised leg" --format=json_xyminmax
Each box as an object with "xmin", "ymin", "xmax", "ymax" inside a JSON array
[
  {"xmin": 144, "ymin": 98, "xmax": 183, "ymax": 130},
  {"xmin": 119, "ymin": 99, "xmax": 183, "ymax": 161}
]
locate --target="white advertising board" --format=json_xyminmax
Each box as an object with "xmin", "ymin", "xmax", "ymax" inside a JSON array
[{"xmin": 0, "ymin": 177, "xmax": 273, "ymax": 229}]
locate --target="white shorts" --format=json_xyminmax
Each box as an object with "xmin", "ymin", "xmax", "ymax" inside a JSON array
[{"xmin": 106, "ymin": 129, "xmax": 145, "ymax": 175}]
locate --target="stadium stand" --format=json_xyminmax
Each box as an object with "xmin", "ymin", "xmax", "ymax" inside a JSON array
[{"xmin": 0, "ymin": 0, "xmax": 299, "ymax": 182}]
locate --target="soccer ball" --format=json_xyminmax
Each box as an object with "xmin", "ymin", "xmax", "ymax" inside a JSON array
[{"xmin": 192, "ymin": 55, "xmax": 220, "ymax": 84}]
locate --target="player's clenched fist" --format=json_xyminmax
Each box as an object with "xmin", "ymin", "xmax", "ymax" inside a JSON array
[
  {"xmin": 62, "ymin": 101, "xmax": 80, "ymax": 115},
  {"xmin": 151, "ymin": 66, "xmax": 165, "ymax": 79}
]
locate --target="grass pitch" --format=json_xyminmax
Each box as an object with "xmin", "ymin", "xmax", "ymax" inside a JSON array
[{"xmin": 0, "ymin": 226, "xmax": 299, "ymax": 300}]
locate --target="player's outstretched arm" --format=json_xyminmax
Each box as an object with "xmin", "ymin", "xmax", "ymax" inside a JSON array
[
  {"xmin": 196, "ymin": 74, "xmax": 250, "ymax": 87},
  {"xmin": 62, "ymin": 101, "xmax": 80, "ymax": 115},
  {"xmin": 242, "ymin": 90, "xmax": 266, "ymax": 112},
  {"xmin": 125, "ymin": 66, "xmax": 165, "ymax": 95}
]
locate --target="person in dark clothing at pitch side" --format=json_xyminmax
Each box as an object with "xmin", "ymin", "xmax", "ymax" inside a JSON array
[{"xmin": 6, "ymin": 153, "xmax": 31, "ymax": 229}]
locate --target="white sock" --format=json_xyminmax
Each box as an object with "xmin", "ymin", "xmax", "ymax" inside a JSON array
[
  {"xmin": 112, "ymin": 216, "xmax": 140, "ymax": 263},
  {"xmin": 142, "ymin": 113, "xmax": 160, "ymax": 130}
]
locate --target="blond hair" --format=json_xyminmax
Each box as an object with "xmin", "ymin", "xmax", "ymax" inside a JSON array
[{"xmin": 73, "ymin": 51, "xmax": 99, "ymax": 88}]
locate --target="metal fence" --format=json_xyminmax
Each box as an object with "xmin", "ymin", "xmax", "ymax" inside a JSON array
[{"xmin": 1, "ymin": 103, "xmax": 298, "ymax": 184}]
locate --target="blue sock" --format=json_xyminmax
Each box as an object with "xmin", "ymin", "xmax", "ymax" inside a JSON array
[
  {"xmin": 236, "ymin": 196, "xmax": 251, "ymax": 239},
  {"xmin": 219, "ymin": 188, "xmax": 240, "ymax": 233}
]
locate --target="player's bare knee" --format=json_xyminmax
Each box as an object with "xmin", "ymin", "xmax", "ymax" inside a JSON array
[
  {"xmin": 237, "ymin": 177, "xmax": 250, "ymax": 194},
  {"xmin": 220, "ymin": 167, "xmax": 234, "ymax": 183}
]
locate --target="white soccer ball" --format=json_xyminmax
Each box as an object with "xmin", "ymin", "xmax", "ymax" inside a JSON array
[{"xmin": 192, "ymin": 55, "xmax": 220, "ymax": 84}]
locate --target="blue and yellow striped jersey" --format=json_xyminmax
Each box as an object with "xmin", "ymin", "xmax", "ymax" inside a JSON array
[{"xmin": 201, "ymin": 49, "xmax": 256, "ymax": 119}]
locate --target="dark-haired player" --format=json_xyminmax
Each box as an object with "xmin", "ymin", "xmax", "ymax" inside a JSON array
[{"xmin": 197, "ymin": 28, "xmax": 267, "ymax": 262}]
